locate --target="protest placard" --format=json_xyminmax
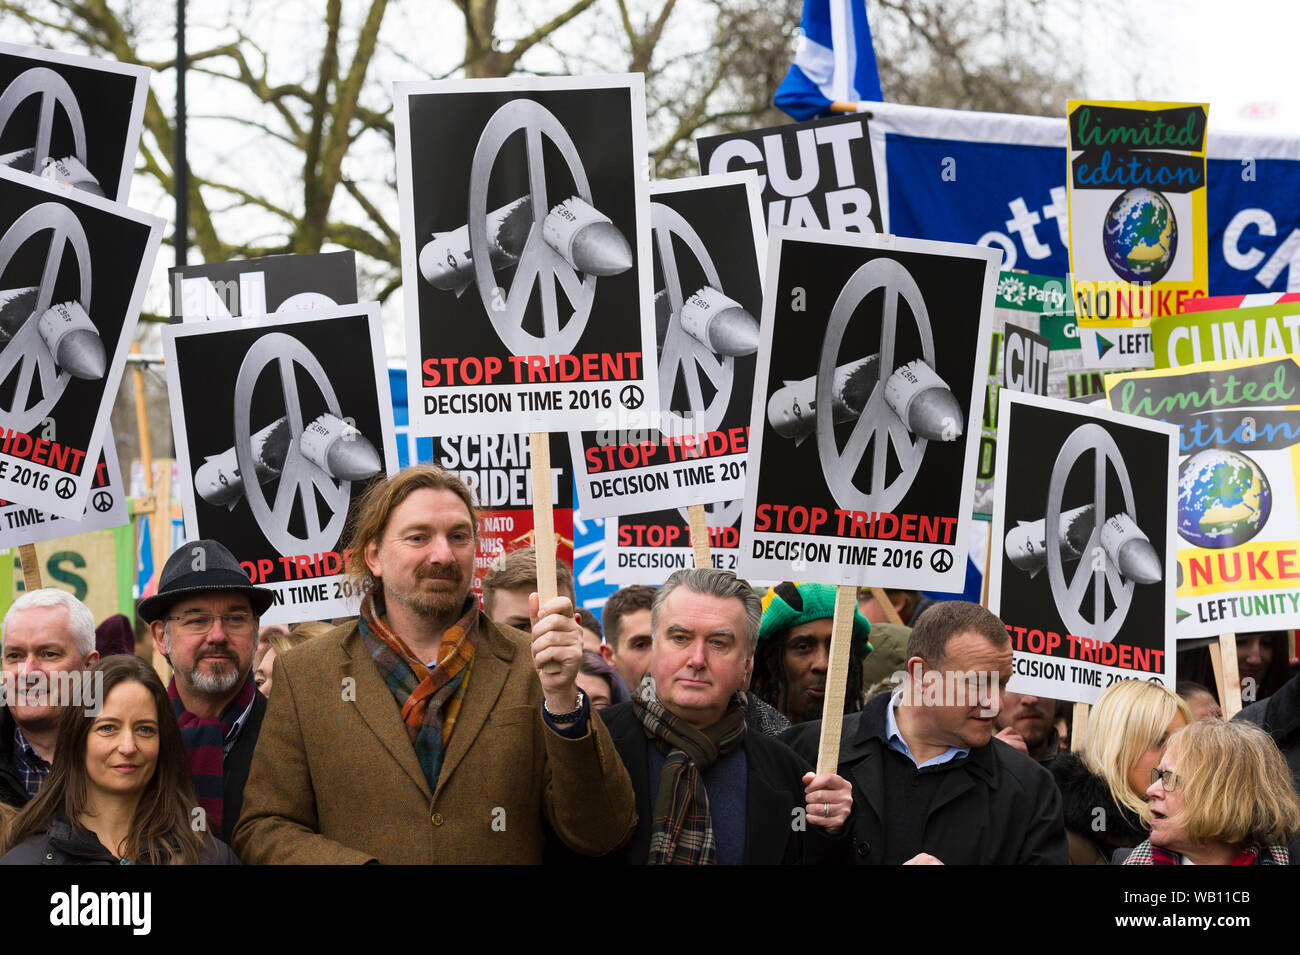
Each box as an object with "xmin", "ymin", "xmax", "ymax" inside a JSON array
[
  {"xmin": 0, "ymin": 168, "xmax": 161, "ymax": 519},
  {"xmin": 1106, "ymin": 355, "xmax": 1300, "ymax": 640},
  {"xmin": 163, "ymin": 304, "xmax": 398, "ymax": 625},
  {"xmin": 168, "ymin": 251, "xmax": 359, "ymax": 322},
  {"xmin": 396, "ymin": 75, "xmax": 655, "ymax": 435},
  {"xmin": 0, "ymin": 42, "xmax": 149, "ymax": 203},
  {"xmin": 570, "ymin": 172, "xmax": 764, "ymax": 518},
  {"xmin": 0, "ymin": 440, "xmax": 125, "ymax": 548},
  {"xmin": 1152, "ymin": 298, "xmax": 1300, "ymax": 369},
  {"xmin": 426, "ymin": 431, "xmax": 574, "ymax": 596},
  {"xmin": 696, "ymin": 113, "xmax": 880, "ymax": 236},
  {"xmin": 604, "ymin": 503, "xmax": 743, "ymax": 585},
  {"xmin": 988, "ymin": 390, "xmax": 1178, "ymax": 704},
  {"xmin": 1066, "ymin": 100, "xmax": 1209, "ymax": 368},
  {"xmin": 740, "ymin": 227, "xmax": 997, "ymax": 591}
]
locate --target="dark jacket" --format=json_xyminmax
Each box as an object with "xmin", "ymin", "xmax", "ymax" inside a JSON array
[
  {"xmin": 600, "ymin": 701, "xmax": 828, "ymax": 864},
  {"xmin": 220, "ymin": 688, "xmax": 266, "ymax": 845},
  {"xmin": 0, "ymin": 814, "xmax": 239, "ymax": 865},
  {"xmin": 781, "ymin": 693, "xmax": 1068, "ymax": 864},
  {"xmin": 1047, "ymin": 750, "xmax": 1146, "ymax": 865},
  {"xmin": 0, "ymin": 708, "xmax": 31, "ymax": 808},
  {"xmin": 1236, "ymin": 670, "xmax": 1300, "ymax": 786}
]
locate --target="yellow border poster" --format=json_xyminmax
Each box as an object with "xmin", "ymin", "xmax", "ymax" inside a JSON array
[{"xmin": 1067, "ymin": 101, "xmax": 1208, "ymax": 369}]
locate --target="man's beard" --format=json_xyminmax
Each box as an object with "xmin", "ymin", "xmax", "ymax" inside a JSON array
[
  {"xmin": 167, "ymin": 636, "xmax": 244, "ymax": 697},
  {"xmin": 388, "ymin": 562, "xmax": 468, "ymax": 621}
]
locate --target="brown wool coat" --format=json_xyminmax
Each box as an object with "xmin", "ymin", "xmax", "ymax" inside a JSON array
[{"xmin": 231, "ymin": 615, "xmax": 636, "ymax": 864}]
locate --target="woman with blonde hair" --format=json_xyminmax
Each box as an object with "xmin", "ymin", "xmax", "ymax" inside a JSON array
[
  {"xmin": 1048, "ymin": 679, "xmax": 1192, "ymax": 864},
  {"xmin": 1124, "ymin": 719, "xmax": 1300, "ymax": 864}
]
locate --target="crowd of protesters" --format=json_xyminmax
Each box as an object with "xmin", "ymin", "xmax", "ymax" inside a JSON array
[{"xmin": 0, "ymin": 463, "xmax": 1297, "ymax": 865}]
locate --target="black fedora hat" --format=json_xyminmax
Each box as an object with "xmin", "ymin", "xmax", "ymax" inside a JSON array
[{"xmin": 137, "ymin": 539, "xmax": 276, "ymax": 624}]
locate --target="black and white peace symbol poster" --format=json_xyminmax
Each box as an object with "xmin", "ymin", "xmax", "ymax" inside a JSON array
[
  {"xmin": 695, "ymin": 113, "xmax": 881, "ymax": 235},
  {"xmin": 988, "ymin": 390, "xmax": 1177, "ymax": 705},
  {"xmin": 163, "ymin": 305, "xmax": 399, "ymax": 625},
  {"xmin": 168, "ymin": 251, "xmax": 359, "ymax": 322},
  {"xmin": 0, "ymin": 439, "xmax": 126, "ymax": 548},
  {"xmin": 604, "ymin": 503, "xmax": 745, "ymax": 586},
  {"xmin": 0, "ymin": 42, "xmax": 150, "ymax": 204},
  {"xmin": 739, "ymin": 227, "xmax": 998, "ymax": 591},
  {"xmin": 396, "ymin": 75, "xmax": 656, "ymax": 435},
  {"xmin": 0, "ymin": 168, "xmax": 162, "ymax": 519},
  {"xmin": 570, "ymin": 172, "xmax": 764, "ymax": 518}
]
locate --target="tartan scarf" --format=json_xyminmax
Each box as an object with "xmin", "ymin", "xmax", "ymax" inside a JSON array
[
  {"xmin": 1147, "ymin": 841, "xmax": 1285, "ymax": 865},
  {"xmin": 357, "ymin": 589, "xmax": 477, "ymax": 791},
  {"xmin": 168, "ymin": 674, "xmax": 257, "ymax": 833},
  {"xmin": 632, "ymin": 676, "xmax": 747, "ymax": 865}
]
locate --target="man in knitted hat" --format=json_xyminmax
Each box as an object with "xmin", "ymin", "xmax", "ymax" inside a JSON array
[
  {"xmin": 138, "ymin": 538, "xmax": 276, "ymax": 844},
  {"xmin": 752, "ymin": 582, "xmax": 873, "ymax": 725}
]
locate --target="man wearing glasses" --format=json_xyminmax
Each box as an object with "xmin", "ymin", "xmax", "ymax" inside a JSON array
[{"xmin": 139, "ymin": 538, "xmax": 275, "ymax": 845}]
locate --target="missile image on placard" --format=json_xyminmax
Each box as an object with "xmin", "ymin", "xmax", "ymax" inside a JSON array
[
  {"xmin": 1005, "ymin": 504, "xmax": 1096, "ymax": 577},
  {"xmin": 196, "ymin": 412, "xmax": 382, "ymax": 509},
  {"xmin": 0, "ymin": 149, "xmax": 105, "ymax": 197},
  {"xmin": 1100, "ymin": 511, "xmax": 1163, "ymax": 584},
  {"xmin": 767, "ymin": 355, "xmax": 964, "ymax": 445},
  {"xmin": 1006, "ymin": 506, "xmax": 1162, "ymax": 584},
  {"xmin": 0, "ymin": 288, "xmax": 106, "ymax": 380},
  {"xmin": 419, "ymin": 194, "xmax": 632, "ymax": 295},
  {"xmin": 655, "ymin": 285, "xmax": 759, "ymax": 359}
]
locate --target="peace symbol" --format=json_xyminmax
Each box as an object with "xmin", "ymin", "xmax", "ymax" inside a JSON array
[
  {"xmin": 619, "ymin": 384, "xmax": 644, "ymax": 410},
  {"xmin": 92, "ymin": 490, "xmax": 113, "ymax": 512},
  {"xmin": 0, "ymin": 68, "xmax": 89, "ymax": 175},
  {"xmin": 677, "ymin": 498, "xmax": 745, "ymax": 536},
  {"xmin": 0, "ymin": 202, "xmax": 88, "ymax": 433},
  {"xmin": 1044, "ymin": 423, "xmax": 1136, "ymax": 643},
  {"xmin": 650, "ymin": 203, "xmax": 733, "ymax": 435},
  {"xmin": 816, "ymin": 258, "xmax": 934, "ymax": 514},
  {"xmin": 232, "ymin": 333, "xmax": 351, "ymax": 556},
  {"xmin": 930, "ymin": 549, "xmax": 953, "ymax": 573},
  {"xmin": 468, "ymin": 99, "xmax": 595, "ymax": 356},
  {"xmin": 55, "ymin": 476, "xmax": 74, "ymax": 499}
]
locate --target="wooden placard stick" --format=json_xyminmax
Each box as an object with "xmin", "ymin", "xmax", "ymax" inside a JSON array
[
  {"xmin": 1290, "ymin": 629, "xmax": 1297, "ymax": 664},
  {"xmin": 1208, "ymin": 638, "xmax": 1226, "ymax": 706},
  {"xmin": 869, "ymin": 586, "xmax": 903, "ymax": 625},
  {"xmin": 529, "ymin": 432, "xmax": 563, "ymax": 675},
  {"xmin": 980, "ymin": 527, "xmax": 993, "ymax": 608},
  {"xmin": 1071, "ymin": 703, "xmax": 1089, "ymax": 753},
  {"xmin": 686, "ymin": 504, "xmax": 712, "ymax": 569},
  {"xmin": 131, "ymin": 343, "xmax": 155, "ymax": 511},
  {"xmin": 815, "ymin": 584, "xmax": 859, "ymax": 774},
  {"xmin": 17, "ymin": 543, "xmax": 41, "ymax": 591},
  {"xmin": 1218, "ymin": 631, "xmax": 1243, "ymax": 718}
]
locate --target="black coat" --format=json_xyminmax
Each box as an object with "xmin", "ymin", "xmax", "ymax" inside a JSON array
[
  {"xmin": 0, "ymin": 814, "xmax": 239, "ymax": 865},
  {"xmin": 1047, "ymin": 750, "xmax": 1146, "ymax": 864},
  {"xmin": 1236, "ymin": 672, "xmax": 1300, "ymax": 862},
  {"xmin": 781, "ymin": 693, "xmax": 1068, "ymax": 864},
  {"xmin": 0, "ymin": 708, "xmax": 31, "ymax": 808},
  {"xmin": 221, "ymin": 689, "xmax": 266, "ymax": 845},
  {"xmin": 600, "ymin": 701, "xmax": 834, "ymax": 864}
]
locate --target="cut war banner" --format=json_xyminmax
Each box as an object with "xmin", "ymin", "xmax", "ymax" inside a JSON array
[
  {"xmin": 164, "ymin": 305, "xmax": 398, "ymax": 625},
  {"xmin": 696, "ymin": 113, "xmax": 881, "ymax": 235},
  {"xmin": 0, "ymin": 169, "xmax": 162, "ymax": 520},
  {"xmin": 740, "ymin": 227, "xmax": 998, "ymax": 591},
  {"xmin": 396, "ymin": 75, "xmax": 656, "ymax": 435},
  {"xmin": 989, "ymin": 391, "xmax": 1178, "ymax": 704},
  {"xmin": 1105, "ymin": 355, "xmax": 1300, "ymax": 640},
  {"xmin": 168, "ymin": 251, "xmax": 359, "ymax": 322},
  {"xmin": 570, "ymin": 172, "xmax": 764, "ymax": 519},
  {"xmin": 1066, "ymin": 101, "xmax": 1209, "ymax": 370}
]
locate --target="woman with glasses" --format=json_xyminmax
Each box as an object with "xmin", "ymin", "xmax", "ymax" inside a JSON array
[
  {"xmin": 0, "ymin": 655, "xmax": 238, "ymax": 864},
  {"xmin": 1048, "ymin": 679, "xmax": 1192, "ymax": 864},
  {"xmin": 1123, "ymin": 719, "xmax": 1300, "ymax": 865}
]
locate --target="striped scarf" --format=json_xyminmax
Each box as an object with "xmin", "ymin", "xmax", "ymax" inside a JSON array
[
  {"xmin": 632, "ymin": 677, "xmax": 747, "ymax": 865},
  {"xmin": 169, "ymin": 675, "xmax": 256, "ymax": 833},
  {"xmin": 357, "ymin": 590, "xmax": 477, "ymax": 791}
]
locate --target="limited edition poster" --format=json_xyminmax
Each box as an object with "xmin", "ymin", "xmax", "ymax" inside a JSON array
[
  {"xmin": 0, "ymin": 168, "xmax": 161, "ymax": 519},
  {"xmin": 163, "ymin": 305, "xmax": 398, "ymax": 624},
  {"xmin": 571, "ymin": 172, "xmax": 764, "ymax": 519},
  {"xmin": 1066, "ymin": 100, "xmax": 1209, "ymax": 367},
  {"xmin": 0, "ymin": 42, "xmax": 150, "ymax": 203},
  {"xmin": 740, "ymin": 227, "xmax": 999, "ymax": 591},
  {"xmin": 988, "ymin": 391, "xmax": 1178, "ymax": 704},
  {"xmin": 396, "ymin": 75, "xmax": 656, "ymax": 435}
]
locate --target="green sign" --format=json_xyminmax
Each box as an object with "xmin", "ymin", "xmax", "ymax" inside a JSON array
[{"xmin": 1152, "ymin": 301, "xmax": 1300, "ymax": 369}]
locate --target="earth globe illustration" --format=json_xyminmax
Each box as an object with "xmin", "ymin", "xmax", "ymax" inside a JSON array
[
  {"xmin": 1177, "ymin": 448, "xmax": 1270, "ymax": 548},
  {"xmin": 1102, "ymin": 187, "xmax": 1177, "ymax": 284}
]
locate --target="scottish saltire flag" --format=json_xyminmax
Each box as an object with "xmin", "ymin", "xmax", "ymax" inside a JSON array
[{"xmin": 775, "ymin": 0, "xmax": 882, "ymax": 122}]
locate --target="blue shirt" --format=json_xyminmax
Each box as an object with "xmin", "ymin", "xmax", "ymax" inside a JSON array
[
  {"xmin": 12, "ymin": 724, "xmax": 49, "ymax": 798},
  {"xmin": 884, "ymin": 691, "xmax": 969, "ymax": 769}
]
